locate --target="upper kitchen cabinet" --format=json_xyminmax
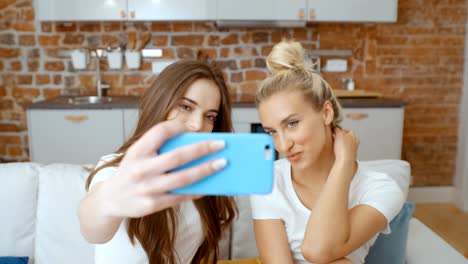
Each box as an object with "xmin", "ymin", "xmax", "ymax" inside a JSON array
[
  {"xmin": 307, "ymin": 0, "xmax": 398, "ymax": 22},
  {"xmin": 217, "ymin": 0, "xmax": 307, "ymax": 21},
  {"xmin": 127, "ymin": 0, "xmax": 216, "ymax": 21},
  {"xmin": 37, "ymin": 0, "xmax": 216, "ymax": 21},
  {"xmin": 36, "ymin": 0, "xmax": 127, "ymax": 21}
]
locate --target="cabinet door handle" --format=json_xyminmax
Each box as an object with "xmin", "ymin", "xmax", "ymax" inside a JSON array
[
  {"xmin": 120, "ymin": 9, "xmax": 126, "ymax": 18},
  {"xmin": 309, "ymin": 9, "xmax": 316, "ymax": 19},
  {"xmin": 298, "ymin": 8, "xmax": 305, "ymax": 19},
  {"xmin": 65, "ymin": 115, "xmax": 88, "ymax": 123},
  {"xmin": 130, "ymin": 10, "xmax": 135, "ymax": 18},
  {"xmin": 346, "ymin": 113, "xmax": 369, "ymax": 120}
]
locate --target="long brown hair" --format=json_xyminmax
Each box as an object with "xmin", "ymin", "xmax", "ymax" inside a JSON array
[{"xmin": 86, "ymin": 60, "xmax": 237, "ymax": 264}]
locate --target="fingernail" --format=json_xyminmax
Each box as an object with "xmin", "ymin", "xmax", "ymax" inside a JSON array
[
  {"xmin": 212, "ymin": 158, "xmax": 227, "ymax": 170},
  {"xmin": 210, "ymin": 140, "xmax": 225, "ymax": 151}
]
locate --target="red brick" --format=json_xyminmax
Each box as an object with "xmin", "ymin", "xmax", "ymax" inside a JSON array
[
  {"xmin": 10, "ymin": 61, "xmax": 22, "ymax": 71},
  {"xmin": 239, "ymin": 82, "xmax": 258, "ymax": 95},
  {"xmin": 41, "ymin": 22, "xmax": 53, "ymax": 32},
  {"xmin": 56, "ymin": 22, "xmax": 77, "ymax": 32},
  {"xmin": 39, "ymin": 35, "xmax": 61, "ymax": 46},
  {"xmin": 19, "ymin": 35, "xmax": 35, "ymax": 46},
  {"xmin": 79, "ymin": 23, "xmax": 101, "ymax": 32},
  {"xmin": 102, "ymin": 22, "xmax": 121, "ymax": 32},
  {"xmin": 43, "ymin": 88, "xmax": 62, "ymax": 99},
  {"xmin": 220, "ymin": 48, "xmax": 230, "ymax": 58},
  {"xmin": 0, "ymin": 48, "xmax": 20, "ymax": 58},
  {"xmin": 230, "ymin": 72, "xmax": 243, "ymax": 83},
  {"xmin": 28, "ymin": 60, "xmax": 39, "ymax": 72},
  {"xmin": 194, "ymin": 22, "xmax": 216, "ymax": 32},
  {"xmin": 240, "ymin": 60, "xmax": 252, "ymax": 69},
  {"xmin": 8, "ymin": 146, "xmax": 22, "ymax": 156},
  {"xmin": 153, "ymin": 35, "xmax": 168, "ymax": 46},
  {"xmin": 197, "ymin": 48, "xmax": 217, "ymax": 60},
  {"xmin": 208, "ymin": 36, "xmax": 220, "ymax": 46},
  {"xmin": 123, "ymin": 75, "xmax": 142, "ymax": 85},
  {"xmin": 172, "ymin": 22, "xmax": 193, "ymax": 32},
  {"xmin": 12, "ymin": 88, "xmax": 40, "ymax": 99},
  {"xmin": 45, "ymin": 61, "xmax": 65, "ymax": 71},
  {"xmin": 13, "ymin": 22, "xmax": 35, "ymax": 32},
  {"xmin": 252, "ymin": 32, "xmax": 269, "ymax": 43},
  {"xmin": 17, "ymin": 75, "xmax": 33, "ymax": 85},
  {"xmin": 0, "ymin": 99, "xmax": 14, "ymax": 110},
  {"xmin": 63, "ymin": 34, "xmax": 85, "ymax": 45},
  {"xmin": 0, "ymin": 0, "xmax": 15, "ymax": 9},
  {"xmin": 0, "ymin": 135, "xmax": 21, "ymax": 145},
  {"xmin": 221, "ymin": 34, "xmax": 239, "ymax": 45},
  {"xmin": 102, "ymin": 35, "xmax": 119, "ymax": 46},
  {"xmin": 172, "ymin": 35, "xmax": 204, "ymax": 46},
  {"xmin": 151, "ymin": 22, "xmax": 171, "ymax": 32},
  {"xmin": 36, "ymin": 75, "xmax": 50, "ymax": 85},
  {"xmin": 0, "ymin": 123, "xmax": 23, "ymax": 132}
]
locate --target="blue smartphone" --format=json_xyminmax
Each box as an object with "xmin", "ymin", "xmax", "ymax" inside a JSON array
[{"xmin": 159, "ymin": 133, "xmax": 274, "ymax": 196}]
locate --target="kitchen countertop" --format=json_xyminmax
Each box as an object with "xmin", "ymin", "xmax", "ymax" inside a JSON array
[{"xmin": 25, "ymin": 95, "xmax": 407, "ymax": 110}]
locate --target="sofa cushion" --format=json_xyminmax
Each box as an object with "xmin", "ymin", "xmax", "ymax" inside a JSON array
[
  {"xmin": 365, "ymin": 202, "xmax": 415, "ymax": 264},
  {"xmin": 0, "ymin": 257, "xmax": 28, "ymax": 264},
  {"xmin": 34, "ymin": 164, "xmax": 94, "ymax": 264},
  {"xmin": 0, "ymin": 162, "xmax": 40, "ymax": 258}
]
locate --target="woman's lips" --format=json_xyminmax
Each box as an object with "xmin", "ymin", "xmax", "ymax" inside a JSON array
[{"xmin": 287, "ymin": 152, "xmax": 301, "ymax": 161}]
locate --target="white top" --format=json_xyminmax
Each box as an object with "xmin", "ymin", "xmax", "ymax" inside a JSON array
[
  {"xmin": 89, "ymin": 154, "xmax": 204, "ymax": 264},
  {"xmin": 250, "ymin": 159, "xmax": 406, "ymax": 264}
]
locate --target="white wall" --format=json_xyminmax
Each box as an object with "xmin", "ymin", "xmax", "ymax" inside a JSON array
[{"xmin": 454, "ymin": 20, "xmax": 468, "ymax": 212}]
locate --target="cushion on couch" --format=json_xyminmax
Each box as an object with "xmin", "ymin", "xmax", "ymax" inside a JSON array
[
  {"xmin": 365, "ymin": 202, "xmax": 415, "ymax": 264},
  {"xmin": 0, "ymin": 163, "xmax": 40, "ymax": 258},
  {"xmin": 34, "ymin": 164, "xmax": 94, "ymax": 264},
  {"xmin": 0, "ymin": 257, "xmax": 28, "ymax": 264}
]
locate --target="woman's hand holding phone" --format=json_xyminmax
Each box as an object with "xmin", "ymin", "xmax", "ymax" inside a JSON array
[{"xmin": 98, "ymin": 120, "xmax": 227, "ymax": 219}]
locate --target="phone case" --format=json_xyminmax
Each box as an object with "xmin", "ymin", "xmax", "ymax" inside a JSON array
[{"xmin": 159, "ymin": 133, "xmax": 274, "ymax": 196}]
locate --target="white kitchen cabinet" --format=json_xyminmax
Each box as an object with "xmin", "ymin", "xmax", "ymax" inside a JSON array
[
  {"xmin": 28, "ymin": 109, "xmax": 124, "ymax": 164},
  {"xmin": 37, "ymin": 0, "xmax": 216, "ymax": 21},
  {"xmin": 340, "ymin": 107, "xmax": 404, "ymax": 160},
  {"xmin": 217, "ymin": 0, "xmax": 307, "ymax": 21},
  {"xmin": 307, "ymin": 0, "xmax": 398, "ymax": 22},
  {"xmin": 36, "ymin": 0, "xmax": 127, "ymax": 21},
  {"xmin": 128, "ymin": 0, "xmax": 216, "ymax": 21},
  {"xmin": 123, "ymin": 109, "xmax": 139, "ymax": 140}
]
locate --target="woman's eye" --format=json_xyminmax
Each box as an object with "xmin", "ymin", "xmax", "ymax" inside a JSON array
[
  {"xmin": 266, "ymin": 130, "xmax": 276, "ymax": 136},
  {"xmin": 287, "ymin": 121, "xmax": 299, "ymax": 128},
  {"xmin": 206, "ymin": 115, "xmax": 217, "ymax": 122},
  {"xmin": 179, "ymin": 104, "xmax": 192, "ymax": 111}
]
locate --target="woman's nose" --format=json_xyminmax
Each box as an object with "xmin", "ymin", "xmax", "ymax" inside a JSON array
[
  {"xmin": 276, "ymin": 133, "xmax": 293, "ymax": 153},
  {"xmin": 186, "ymin": 114, "xmax": 203, "ymax": 132}
]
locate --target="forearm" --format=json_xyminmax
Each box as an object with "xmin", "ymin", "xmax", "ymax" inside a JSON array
[
  {"xmin": 302, "ymin": 160, "xmax": 355, "ymax": 259},
  {"xmin": 78, "ymin": 183, "xmax": 123, "ymax": 243}
]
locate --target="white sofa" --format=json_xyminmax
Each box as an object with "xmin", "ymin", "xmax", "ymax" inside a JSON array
[{"xmin": 0, "ymin": 161, "xmax": 466, "ymax": 264}]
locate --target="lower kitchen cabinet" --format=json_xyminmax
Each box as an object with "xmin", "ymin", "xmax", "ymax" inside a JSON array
[
  {"xmin": 28, "ymin": 109, "xmax": 125, "ymax": 164},
  {"xmin": 341, "ymin": 107, "xmax": 404, "ymax": 160}
]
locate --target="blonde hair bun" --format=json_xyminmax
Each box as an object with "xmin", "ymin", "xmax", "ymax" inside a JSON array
[{"xmin": 266, "ymin": 40, "xmax": 306, "ymax": 74}]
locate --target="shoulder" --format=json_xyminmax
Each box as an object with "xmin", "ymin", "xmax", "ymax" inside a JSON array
[
  {"xmin": 89, "ymin": 153, "xmax": 122, "ymax": 190},
  {"xmin": 350, "ymin": 162, "xmax": 407, "ymax": 223}
]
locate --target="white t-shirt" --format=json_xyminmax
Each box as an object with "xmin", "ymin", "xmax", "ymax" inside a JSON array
[
  {"xmin": 250, "ymin": 159, "xmax": 405, "ymax": 264},
  {"xmin": 89, "ymin": 154, "xmax": 204, "ymax": 264}
]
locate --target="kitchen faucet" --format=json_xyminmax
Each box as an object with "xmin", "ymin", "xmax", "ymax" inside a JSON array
[{"xmin": 94, "ymin": 49, "xmax": 109, "ymax": 97}]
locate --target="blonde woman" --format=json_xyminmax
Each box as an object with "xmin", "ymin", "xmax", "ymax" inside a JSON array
[{"xmin": 250, "ymin": 41, "xmax": 405, "ymax": 264}]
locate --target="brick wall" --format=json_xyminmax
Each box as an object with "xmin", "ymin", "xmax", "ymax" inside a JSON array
[{"xmin": 0, "ymin": 0, "xmax": 466, "ymax": 186}]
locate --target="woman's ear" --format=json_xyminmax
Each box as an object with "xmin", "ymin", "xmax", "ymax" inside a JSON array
[{"xmin": 322, "ymin": 101, "xmax": 334, "ymax": 126}]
